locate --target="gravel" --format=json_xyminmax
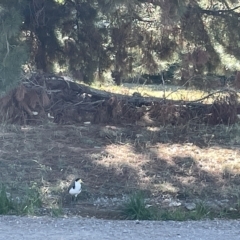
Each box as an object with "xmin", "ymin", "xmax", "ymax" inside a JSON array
[{"xmin": 0, "ymin": 216, "xmax": 239, "ymax": 240}]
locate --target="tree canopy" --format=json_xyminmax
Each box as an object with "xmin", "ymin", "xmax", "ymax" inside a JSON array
[{"xmin": 0, "ymin": 0, "xmax": 240, "ymax": 89}]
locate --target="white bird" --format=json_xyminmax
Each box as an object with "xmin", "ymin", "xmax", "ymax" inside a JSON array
[{"xmin": 68, "ymin": 178, "xmax": 83, "ymax": 201}]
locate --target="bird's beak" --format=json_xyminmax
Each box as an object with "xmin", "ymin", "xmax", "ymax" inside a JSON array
[{"xmin": 78, "ymin": 179, "xmax": 83, "ymax": 183}]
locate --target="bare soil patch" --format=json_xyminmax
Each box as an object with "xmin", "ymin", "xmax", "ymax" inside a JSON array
[{"xmin": 0, "ymin": 122, "xmax": 240, "ymax": 219}]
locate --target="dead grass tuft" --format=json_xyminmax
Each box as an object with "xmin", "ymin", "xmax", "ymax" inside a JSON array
[{"xmin": 209, "ymin": 91, "xmax": 238, "ymax": 124}]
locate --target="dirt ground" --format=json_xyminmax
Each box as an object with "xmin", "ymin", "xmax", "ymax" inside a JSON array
[
  {"xmin": 0, "ymin": 121, "xmax": 240, "ymax": 218},
  {"xmin": 0, "ymin": 215, "xmax": 239, "ymax": 240}
]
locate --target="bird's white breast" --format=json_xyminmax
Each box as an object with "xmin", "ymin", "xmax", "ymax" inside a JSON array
[{"xmin": 69, "ymin": 181, "xmax": 82, "ymax": 196}]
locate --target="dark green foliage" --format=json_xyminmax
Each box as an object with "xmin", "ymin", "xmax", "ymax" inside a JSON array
[
  {"xmin": 16, "ymin": 185, "xmax": 42, "ymax": 215},
  {"xmin": 1, "ymin": 0, "xmax": 240, "ymax": 88},
  {"xmin": 0, "ymin": 184, "xmax": 42, "ymax": 215},
  {"xmin": 0, "ymin": 4, "xmax": 28, "ymax": 91},
  {"xmin": 0, "ymin": 185, "xmax": 13, "ymax": 214},
  {"xmin": 122, "ymin": 192, "xmax": 153, "ymax": 220}
]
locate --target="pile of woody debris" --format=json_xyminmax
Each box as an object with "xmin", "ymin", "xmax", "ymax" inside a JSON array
[{"xmin": 0, "ymin": 72, "xmax": 239, "ymax": 125}]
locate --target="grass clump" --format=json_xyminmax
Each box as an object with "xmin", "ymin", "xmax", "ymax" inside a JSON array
[
  {"xmin": 158, "ymin": 202, "xmax": 211, "ymax": 221},
  {"xmin": 50, "ymin": 206, "xmax": 64, "ymax": 217},
  {"xmin": 218, "ymin": 199, "xmax": 240, "ymax": 219},
  {"xmin": 0, "ymin": 184, "xmax": 42, "ymax": 215},
  {"xmin": 15, "ymin": 185, "xmax": 42, "ymax": 215},
  {"xmin": 121, "ymin": 192, "xmax": 154, "ymax": 220},
  {"xmin": 122, "ymin": 194, "xmax": 217, "ymax": 221},
  {"xmin": 0, "ymin": 185, "xmax": 14, "ymax": 214}
]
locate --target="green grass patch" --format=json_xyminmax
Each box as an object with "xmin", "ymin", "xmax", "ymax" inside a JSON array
[
  {"xmin": 122, "ymin": 193, "xmax": 240, "ymax": 221},
  {"xmin": 50, "ymin": 206, "xmax": 63, "ymax": 217},
  {"xmin": 0, "ymin": 185, "xmax": 14, "ymax": 214},
  {"xmin": 121, "ymin": 192, "xmax": 154, "ymax": 220},
  {"xmin": 157, "ymin": 202, "xmax": 211, "ymax": 221},
  {"xmin": 0, "ymin": 184, "xmax": 42, "ymax": 215}
]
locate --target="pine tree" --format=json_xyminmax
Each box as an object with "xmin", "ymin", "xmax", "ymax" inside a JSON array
[
  {"xmin": 0, "ymin": 1, "xmax": 28, "ymax": 91},
  {"xmin": 1, "ymin": 0, "xmax": 240, "ymax": 89}
]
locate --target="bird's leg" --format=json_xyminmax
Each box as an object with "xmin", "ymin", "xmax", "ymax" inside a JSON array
[{"xmin": 70, "ymin": 195, "xmax": 74, "ymax": 204}]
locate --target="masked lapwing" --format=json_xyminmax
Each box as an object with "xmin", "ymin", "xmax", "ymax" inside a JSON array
[{"xmin": 68, "ymin": 178, "xmax": 83, "ymax": 202}]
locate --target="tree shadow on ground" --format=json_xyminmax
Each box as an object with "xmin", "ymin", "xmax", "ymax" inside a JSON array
[{"xmin": 0, "ymin": 123, "xmax": 239, "ymax": 218}]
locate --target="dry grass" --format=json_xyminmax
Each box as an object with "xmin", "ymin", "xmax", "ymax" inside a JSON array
[
  {"xmin": 0, "ymin": 121, "xmax": 240, "ymax": 218},
  {"xmin": 96, "ymin": 83, "xmax": 211, "ymax": 102}
]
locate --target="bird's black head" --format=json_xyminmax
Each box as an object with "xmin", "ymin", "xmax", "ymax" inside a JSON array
[{"xmin": 75, "ymin": 178, "xmax": 83, "ymax": 183}]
